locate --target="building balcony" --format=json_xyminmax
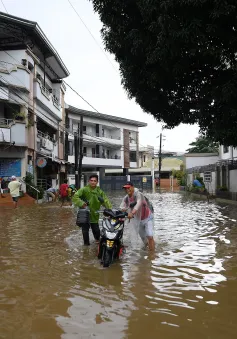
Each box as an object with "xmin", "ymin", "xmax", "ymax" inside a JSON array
[
  {"xmin": 37, "ymin": 130, "xmax": 58, "ymax": 158},
  {"xmin": 0, "ymin": 61, "xmax": 31, "ymax": 92},
  {"xmin": 33, "ymin": 79, "xmax": 62, "ymax": 120},
  {"xmin": 0, "ymin": 119, "xmax": 26, "ymax": 146},
  {"xmin": 68, "ymin": 154, "xmax": 122, "ymax": 168},
  {"xmin": 68, "ymin": 130, "xmax": 122, "ymax": 146}
]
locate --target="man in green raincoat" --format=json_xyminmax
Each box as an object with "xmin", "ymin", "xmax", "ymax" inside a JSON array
[{"xmin": 73, "ymin": 174, "xmax": 112, "ymax": 245}]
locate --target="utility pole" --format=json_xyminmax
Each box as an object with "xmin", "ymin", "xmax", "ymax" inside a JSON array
[
  {"xmin": 74, "ymin": 123, "xmax": 79, "ymax": 188},
  {"xmin": 151, "ymin": 156, "xmax": 155, "ymax": 193},
  {"xmin": 158, "ymin": 133, "xmax": 162, "ymax": 188},
  {"xmin": 78, "ymin": 115, "xmax": 83, "ymax": 188}
]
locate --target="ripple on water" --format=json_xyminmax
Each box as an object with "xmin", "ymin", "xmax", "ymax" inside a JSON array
[{"xmin": 1, "ymin": 192, "xmax": 237, "ymax": 338}]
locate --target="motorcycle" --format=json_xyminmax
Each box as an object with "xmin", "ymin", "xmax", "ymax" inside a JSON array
[{"xmin": 97, "ymin": 208, "xmax": 128, "ymax": 267}]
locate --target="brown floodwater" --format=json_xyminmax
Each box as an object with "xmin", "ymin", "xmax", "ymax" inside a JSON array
[{"xmin": 1, "ymin": 192, "xmax": 237, "ymax": 339}]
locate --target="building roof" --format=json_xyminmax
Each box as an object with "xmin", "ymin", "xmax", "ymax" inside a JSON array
[
  {"xmin": 66, "ymin": 105, "xmax": 147, "ymax": 127},
  {"xmin": 184, "ymin": 152, "xmax": 219, "ymax": 157},
  {"xmin": 0, "ymin": 11, "xmax": 69, "ymax": 80},
  {"xmin": 105, "ymin": 165, "xmax": 180, "ymax": 173}
]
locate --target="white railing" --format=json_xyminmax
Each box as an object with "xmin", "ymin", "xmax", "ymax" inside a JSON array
[
  {"xmin": 52, "ymin": 95, "xmax": 60, "ymax": 109},
  {"xmin": 70, "ymin": 128, "xmax": 121, "ymax": 141},
  {"xmin": 41, "ymin": 84, "xmax": 50, "ymax": 99},
  {"xmin": 35, "ymin": 79, "xmax": 61, "ymax": 110},
  {"xmin": 83, "ymin": 153, "xmax": 121, "ymax": 159},
  {"xmin": 20, "ymin": 179, "xmax": 40, "ymax": 204},
  {"xmin": 0, "ymin": 118, "xmax": 14, "ymax": 126},
  {"xmin": 37, "ymin": 130, "xmax": 55, "ymax": 143}
]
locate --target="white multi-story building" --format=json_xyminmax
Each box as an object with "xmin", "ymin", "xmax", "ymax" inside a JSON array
[
  {"xmin": 0, "ymin": 12, "xmax": 69, "ymax": 188},
  {"xmin": 65, "ymin": 105, "xmax": 147, "ymax": 183}
]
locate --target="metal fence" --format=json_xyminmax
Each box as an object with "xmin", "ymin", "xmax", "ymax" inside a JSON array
[{"xmin": 100, "ymin": 175, "xmax": 152, "ymax": 191}]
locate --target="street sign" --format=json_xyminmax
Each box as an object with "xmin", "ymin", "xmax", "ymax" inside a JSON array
[{"xmin": 204, "ymin": 171, "xmax": 212, "ymax": 183}]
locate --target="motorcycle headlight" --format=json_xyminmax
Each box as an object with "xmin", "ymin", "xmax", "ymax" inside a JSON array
[{"xmin": 105, "ymin": 231, "xmax": 116, "ymax": 239}]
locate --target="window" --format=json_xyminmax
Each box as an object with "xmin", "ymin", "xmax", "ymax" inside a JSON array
[
  {"xmin": 83, "ymin": 125, "xmax": 87, "ymax": 133},
  {"xmin": 27, "ymin": 155, "xmax": 32, "ymax": 164},
  {"xmin": 223, "ymin": 145, "xmax": 229, "ymax": 153},
  {"xmin": 130, "ymin": 151, "xmax": 137, "ymax": 162},
  {"xmin": 83, "ymin": 147, "xmax": 87, "ymax": 156},
  {"xmin": 96, "ymin": 124, "xmax": 99, "ymax": 137},
  {"xmin": 68, "ymin": 141, "xmax": 74, "ymax": 156}
]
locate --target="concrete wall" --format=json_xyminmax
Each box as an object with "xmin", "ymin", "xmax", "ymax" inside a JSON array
[
  {"xmin": 187, "ymin": 171, "xmax": 216, "ymax": 194},
  {"xmin": 199, "ymin": 171, "xmax": 216, "ymax": 194},
  {"xmin": 11, "ymin": 122, "xmax": 27, "ymax": 146},
  {"xmin": 229, "ymin": 169, "xmax": 237, "ymax": 192},
  {"xmin": 185, "ymin": 153, "xmax": 219, "ymax": 169}
]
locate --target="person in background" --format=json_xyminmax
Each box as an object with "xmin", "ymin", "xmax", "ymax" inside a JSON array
[
  {"xmin": 8, "ymin": 176, "xmax": 21, "ymax": 208},
  {"xmin": 0, "ymin": 178, "xmax": 4, "ymax": 198},
  {"xmin": 72, "ymin": 174, "xmax": 112, "ymax": 246},
  {"xmin": 193, "ymin": 178, "xmax": 203, "ymax": 187},
  {"xmin": 120, "ymin": 182, "xmax": 155, "ymax": 251},
  {"xmin": 60, "ymin": 179, "xmax": 71, "ymax": 207},
  {"xmin": 46, "ymin": 187, "xmax": 57, "ymax": 202}
]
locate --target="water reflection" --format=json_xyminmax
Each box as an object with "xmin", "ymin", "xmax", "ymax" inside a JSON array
[{"xmin": 1, "ymin": 192, "xmax": 237, "ymax": 338}]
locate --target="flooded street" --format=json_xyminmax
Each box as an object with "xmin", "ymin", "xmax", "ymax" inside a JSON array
[{"xmin": 1, "ymin": 192, "xmax": 237, "ymax": 339}]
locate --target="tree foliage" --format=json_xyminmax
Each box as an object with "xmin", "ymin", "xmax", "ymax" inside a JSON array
[
  {"xmin": 186, "ymin": 135, "xmax": 219, "ymax": 153},
  {"xmin": 90, "ymin": 0, "xmax": 237, "ymax": 145}
]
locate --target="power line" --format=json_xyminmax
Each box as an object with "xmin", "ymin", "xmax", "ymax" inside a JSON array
[
  {"xmin": 1, "ymin": 0, "xmax": 8, "ymax": 13},
  {"xmin": 0, "ymin": 78, "xmax": 132, "ymax": 154},
  {"xmin": 64, "ymin": 80, "xmax": 100, "ymax": 113},
  {"xmin": 2, "ymin": 49, "xmax": 125, "ymax": 138},
  {"xmin": 1, "ymin": 38, "xmax": 149, "ymax": 150},
  {"xmin": 1, "ymin": 49, "xmax": 151, "ymax": 154},
  {"xmin": 66, "ymin": 0, "xmax": 118, "ymax": 74},
  {"xmin": 0, "ymin": 74, "xmax": 126, "ymax": 152}
]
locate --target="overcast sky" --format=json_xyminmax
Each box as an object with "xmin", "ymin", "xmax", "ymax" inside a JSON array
[{"xmin": 2, "ymin": 0, "xmax": 199, "ymax": 152}]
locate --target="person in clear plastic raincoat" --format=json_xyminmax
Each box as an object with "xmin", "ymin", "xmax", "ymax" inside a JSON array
[{"xmin": 120, "ymin": 182, "xmax": 155, "ymax": 251}]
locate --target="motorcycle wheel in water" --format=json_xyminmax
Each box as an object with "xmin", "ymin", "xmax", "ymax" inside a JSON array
[{"xmin": 97, "ymin": 208, "xmax": 127, "ymax": 268}]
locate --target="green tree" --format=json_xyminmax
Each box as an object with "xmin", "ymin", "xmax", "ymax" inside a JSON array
[
  {"xmin": 90, "ymin": 0, "xmax": 237, "ymax": 145},
  {"xmin": 186, "ymin": 135, "xmax": 219, "ymax": 153}
]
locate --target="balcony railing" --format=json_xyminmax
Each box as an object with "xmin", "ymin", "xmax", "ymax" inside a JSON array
[
  {"xmin": 70, "ymin": 128, "xmax": 121, "ymax": 140},
  {"xmin": 0, "ymin": 118, "xmax": 14, "ymax": 126},
  {"xmin": 102, "ymin": 134, "xmax": 121, "ymax": 140},
  {"xmin": 83, "ymin": 153, "xmax": 121, "ymax": 159},
  {"xmin": 37, "ymin": 130, "xmax": 55, "ymax": 143},
  {"xmin": 34, "ymin": 79, "xmax": 61, "ymax": 115},
  {"xmin": 52, "ymin": 96, "xmax": 60, "ymax": 109},
  {"xmin": 41, "ymin": 84, "xmax": 50, "ymax": 99}
]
